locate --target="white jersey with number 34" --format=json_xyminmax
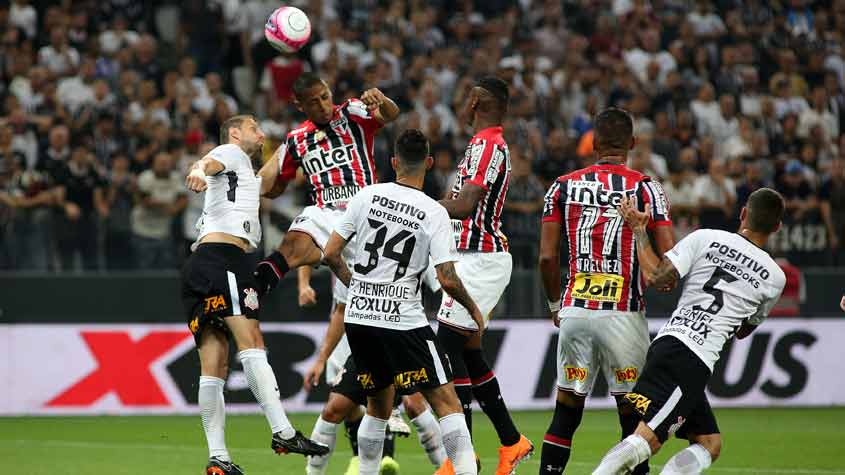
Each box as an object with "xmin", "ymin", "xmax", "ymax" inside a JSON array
[
  {"xmin": 195, "ymin": 144, "xmax": 262, "ymax": 251},
  {"xmin": 335, "ymin": 182, "xmax": 458, "ymax": 331},
  {"xmin": 660, "ymin": 229, "xmax": 786, "ymax": 370}
]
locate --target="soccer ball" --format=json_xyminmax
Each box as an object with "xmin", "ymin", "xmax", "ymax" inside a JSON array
[{"xmin": 264, "ymin": 6, "xmax": 311, "ymax": 53}]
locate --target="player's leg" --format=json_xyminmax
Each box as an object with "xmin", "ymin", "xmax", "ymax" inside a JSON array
[
  {"xmin": 540, "ymin": 313, "xmax": 596, "ymax": 475},
  {"xmin": 661, "ymin": 396, "xmax": 721, "ymax": 475},
  {"xmin": 359, "ymin": 386, "xmax": 395, "ymax": 475},
  {"xmin": 421, "ymin": 384, "xmax": 477, "ymax": 475},
  {"xmin": 306, "ymin": 391, "xmax": 360, "ymax": 475},
  {"xmin": 436, "ymin": 324, "xmax": 473, "ymax": 434},
  {"xmin": 403, "ymin": 393, "xmax": 448, "ymax": 467}
]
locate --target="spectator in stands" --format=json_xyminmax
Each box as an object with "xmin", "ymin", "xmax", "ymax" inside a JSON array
[
  {"xmin": 663, "ymin": 163, "xmax": 697, "ymax": 238},
  {"xmin": 131, "ymin": 152, "xmax": 185, "ymax": 269},
  {"xmin": 502, "ymin": 146, "xmax": 545, "ymax": 269},
  {"xmin": 799, "ymin": 86, "xmax": 839, "ymax": 142},
  {"xmin": 38, "ymin": 26, "xmax": 79, "ymax": 78},
  {"xmin": 54, "ymin": 146, "xmax": 106, "ymax": 271},
  {"xmin": 779, "ymin": 159, "xmax": 818, "ymax": 222},
  {"xmin": 820, "ymin": 159, "xmax": 845, "ymax": 262},
  {"xmin": 694, "ymin": 158, "xmax": 736, "ymax": 230}
]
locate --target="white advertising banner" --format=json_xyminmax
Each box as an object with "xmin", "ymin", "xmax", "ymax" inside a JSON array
[{"xmin": 1, "ymin": 319, "xmax": 842, "ymax": 415}]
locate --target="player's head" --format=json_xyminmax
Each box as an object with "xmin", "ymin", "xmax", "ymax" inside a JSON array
[
  {"xmin": 462, "ymin": 76, "xmax": 509, "ymax": 127},
  {"xmin": 293, "ymin": 72, "xmax": 334, "ymax": 125},
  {"xmin": 593, "ymin": 107, "xmax": 635, "ymax": 158},
  {"xmin": 220, "ymin": 115, "xmax": 265, "ymax": 157},
  {"xmin": 740, "ymin": 187, "xmax": 785, "ymax": 235},
  {"xmin": 392, "ymin": 129, "xmax": 433, "ymax": 178}
]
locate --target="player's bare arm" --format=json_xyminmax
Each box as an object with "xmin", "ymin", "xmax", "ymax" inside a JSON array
[
  {"xmin": 650, "ymin": 225, "xmax": 678, "ymax": 291},
  {"xmin": 360, "ymin": 88, "xmax": 400, "ymax": 124},
  {"xmin": 304, "ymin": 303, "xmax": 346, "ymax": 391},
  {"xmin": 438, "ymin": 182, "xmax": 485, "ymax": 219},
  {"xmin": 539, "ymin": 220, "xmax": 563, "ymax": 327},
  {"xmin": 436, "ymin": 261, "xmax": 485, "ymax": 331},
  {"xmin": 619, "ymin": 196, "xmax": 680, "ymax": 289},
  {"xmin": 257, "ymin": 152, "xmax": 288, "ymax": 198},
  {"xmin": 185, "ymin": 156, "xmax": 225, "ymax": 193},
  {"xmin": 324, "ymin": 231, "xmax": 352, "ymax": 287},
  {"xmin": 297, "ymin": 266, "xmax": 317, "ymax": 307},
  {"xmin": 735, "ymin": 320, "xmax": 758, "ymax": 340}
]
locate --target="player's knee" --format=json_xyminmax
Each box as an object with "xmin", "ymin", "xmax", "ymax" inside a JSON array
[
  {"xmin": 556, "ymin": 389, "xmax": 586, "ymax": 408},
  {"xmin": 692, "ymin": 434, "xmax": 721, "ymax": 461},
  {"xmin": 463, "ymin": 348, "xmax": 490, "ymax": 377},
  {"xmin": 401, "ymin": 394, "xmax": 428, "ymax": 418},
  {"xmin": 321, "ymin": 402, "xmax": 350, "ymax": 423}
]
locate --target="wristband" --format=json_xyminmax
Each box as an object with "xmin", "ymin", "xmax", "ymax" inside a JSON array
[{"xmin": 548, "ymin": 299, "xmax": 561, "ymax": 313}]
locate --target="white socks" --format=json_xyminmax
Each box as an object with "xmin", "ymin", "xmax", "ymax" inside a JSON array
[
  {"xmin": 661, "ymin": 444, "xmax": 713, "ymax": 474},
  {"xmin": 198, "ymin": 376, "xmax": 229, "ymax": 461},
  {"xmin": 412, "ymin": 409, "xmax": 447, "ymax": 467},
  {"xmin": 593, "ymin": 434, "xmax": 652, "ymax": 475},
  {"xmin": 439, "ymin": 413, "xmax": 476, "ymax": 475},
  {"xmin": 357, "ymin": 415, "xmax": 388, "ymax": 475},
  {"xmin": 306, "ymin": 416, "xmax": 338, "ymax": 475},
  {"xmin": 237, "ymin": 349, "xmax": 295, "ymax": 439}
]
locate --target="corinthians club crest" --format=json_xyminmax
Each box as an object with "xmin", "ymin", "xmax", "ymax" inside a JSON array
[{"xmin": 244, "ymin": 288, "xmax": 259, "ymax": 311}]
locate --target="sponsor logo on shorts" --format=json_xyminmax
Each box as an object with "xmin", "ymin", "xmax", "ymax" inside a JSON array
[
  {"xmin": 614, "ymin": 367, "xmax": 639, "ymax": 384},
  {"xmin": 189, "ymin": 317, "xmax": 199, "ymax": 334},
  {"xmin": 292, "ymin": 215, "xmax": 309, "ymax": 225},
  {"xmin": 667, "ymin": 416, "xmax": 686, "ymax": 437},
  {"xmin": 243, "ymin": 221, "xmax": 250, "ymax": 233},
  {"xmin": 357, "ymin": 372, "xmax": 375, "ymax": 389},
  {"xmin": 243, "ymin": 288, "xmax": 259, "ymax": 311},
  {"xmin": 394, "ymin": 368, "xmax": 430, "ymax": 388},
  {"xmin": 203, "ymin": 295, "xmax": 227, "ymax": 314},
  {"xmin": 571, "ymin": 273, "xmax": 624, "ymax": 303},
  {"xmin": 624, "ymin": 392, "xmax": 652, "ymax": 416},
  {"xmin": 564, "ymin": 366, "xmax": 588, "ymax": 382}
]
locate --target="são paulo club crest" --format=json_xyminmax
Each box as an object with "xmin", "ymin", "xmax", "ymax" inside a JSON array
[{"xmin": 244, "ymin": 288, "xmax": 259, "ymax": 311}]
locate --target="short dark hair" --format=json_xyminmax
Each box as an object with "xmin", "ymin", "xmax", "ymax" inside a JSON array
[
  {"xmin": 395, "ymin": 129, "xmax": 430, "ymax": 165},
  {"xmin": 293, "ymin": 72, "xmax": 325, "ymax": 98},
  {"xmin": 476, "ymin": 76, "xmax": 509, "ymax": 111},
  {"xmin": 746, "ymin": 188, "xmax": 785, "ymax": 233},
  {"xmin": 219, "ymin": 115, "xmax": 253, "ymax": 144},
  {"xmin": 593, "ymin": 107, "xmax": 634, "ymax": 151}
]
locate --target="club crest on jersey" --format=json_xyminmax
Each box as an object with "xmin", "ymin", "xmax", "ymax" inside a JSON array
[
  {"xmin": 243, "ymin": 288, "xmax": 259, "ymax": 311},
  {"xmin": 567, "ymin": 180, "xmax": 635, "ymax": 207}
]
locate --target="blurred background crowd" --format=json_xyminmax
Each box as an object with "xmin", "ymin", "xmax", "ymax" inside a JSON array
[{"xmin": 1, "ymin": 0, "xmax": 844, "ymax": 273}]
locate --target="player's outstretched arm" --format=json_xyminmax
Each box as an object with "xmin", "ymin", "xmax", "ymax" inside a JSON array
[
  {"xmin": 324, "ymin": 231, "xmax": 352, "ymax": 287},
  {"xmin": 185, "ymin": 156, "xmax": 225, "ymax": 192},
  {"xmin": 304, "ymin": 303, "xmax": 346, "ymax": 391},
  {"xmin": 439, "ymin": 183, "xmax": 485, "ymax": 219},
  {"xmin": 360, "ymin": 88, "xmax": 400, "ymax": 124},
  {"xmin": 258, "ymin": 150, "xmax": 288, "ymax": 198},
  {"xmin": 436, "ymin": 261, "xmax": 485, "ymax": 331},
  {"xmin": 619, "ymin": 197, "xmax": 680, "ymax": 289},
  {"xmin": 539, "ymin": 220, "xmax": 563, "ymax": 327}
]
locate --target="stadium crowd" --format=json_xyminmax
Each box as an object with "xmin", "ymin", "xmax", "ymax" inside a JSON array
[{"xmin": 1, "ymin": 0, "xmax": 844, "ymax": 272}]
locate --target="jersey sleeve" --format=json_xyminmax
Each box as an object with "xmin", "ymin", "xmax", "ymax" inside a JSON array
[
  {"xmin": 639, "ymin": 179, "xmax": 672, "ymax": 228},
  {"xmin": 429, "ymin": 206, "xmax": 459, "ymax": 267},
  {"xmin": 335, "ymin": 190, "xmax": 365, "ymax": 240},
  {"xmin": 664, "ymin": 229, "xmax": 707, "ymax": 279},
  {"xmin": 276, "ymin": 138, "xmax": 299, "ymax": 184},
  {"xmin": 748, "ymin": 269, "xmax": 788, "ymax": 325},
  {"xmin": 466, "ymin": 140, "xmax": 506, "ymax": 190},
  {"xmin": 345, "ymin": 99, "xmax": 383, "ymax": 136},
  {"xmin": 542, "ymin": 179, "xmax": 564, "ymax": 223},
  {"xmin": 206, "ymin": 144, "xmax": 241, "ymax": 173}
]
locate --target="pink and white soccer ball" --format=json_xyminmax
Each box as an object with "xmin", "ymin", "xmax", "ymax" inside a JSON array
[{"xmin": 264, "ymin": 6, "xmax": 311, "ymax": 53}]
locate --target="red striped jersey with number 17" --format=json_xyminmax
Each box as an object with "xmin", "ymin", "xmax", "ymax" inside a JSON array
[
  {"xmin": 542, "ymin": 163, "xmax": 672, "ymax": 312},
  {"xmin": 449, "ymin": 126, "xmax": 510, "ymax": 252},
  {"xmin": 275, "ymin": 99, "xmax": 381, "ymax": 208}
]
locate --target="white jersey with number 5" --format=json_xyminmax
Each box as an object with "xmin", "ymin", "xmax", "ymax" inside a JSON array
[
  {"xmin": 195, "ymin": 143, "xmax": 262, "ymax": 251},
  {"xmin": 335, "ymin": 182, "xmax": 458, "ymax": 331},
  {"xmin": 660, "ymin": 229, "xmax": 786, "ymax": 370}
]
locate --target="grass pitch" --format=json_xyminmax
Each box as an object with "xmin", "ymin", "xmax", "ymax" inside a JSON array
[{"xmin": 4, "ymin": 408, "xmax": 844, "ymax": 474}]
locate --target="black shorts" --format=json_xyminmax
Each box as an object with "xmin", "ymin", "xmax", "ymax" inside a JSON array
[
  {"xmin": 624, "ymin": 336, "xmax": 720, "ymax": 443},
  {"xmin": 331, "ymin": 355, "xmax": 418, "ymax": 406},
  {"xmin": 345, "ymin": 323, "xmax": 453, "ymax": 396},
  {"xmin": 181, "ymin": 243, "xmax": 260, "ymax": 344}
]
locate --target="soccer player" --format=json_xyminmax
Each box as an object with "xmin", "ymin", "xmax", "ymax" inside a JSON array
[
  {"xmin": 435, "ymin": 76, "xmax": 533, "ymax": 475},
  {"xmin": 592, "ymin": 189, "xmax": 787, "ymax": 475},
  {"xmin": 538, "ymin": 108, "xmax": 675, "ymax": 475},
  {"xmin": 255, "ymin": 72, "xmax": 399, "ymax": 301},
  {"xmin": 181, "ymin": 115, "xmax": 329, "ymax": 475},
  {"xmin": 324, "ymin": 129, "xmax": 482, "ymax": 475},
  {"xmin": 301, "ymin": 270, "xmax": 448, "ymax": 475}
]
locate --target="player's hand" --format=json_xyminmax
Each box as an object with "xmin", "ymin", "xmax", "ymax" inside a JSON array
[
  {"xmin": 303, "ymin": 360, "xmax": 325, "ymax": 391},
  {"xmin": 186, "ymin": 169, "xmax": 208, "ymax": 193},
  {"xmin": 840, "ymin": 295, "xmax": 845, "ymax": 313},
  {"xmin": 360, "ymin": 88, "xmax": 386, "ymax": 111},
  {"xmin": 551, "ymin": 311, "xmax": 560, "ymax": 328},
  {"xmin": 656, "ymin": 280, "xmax": 677, "ymax": 293},
  {"xmin": 618, "ymin": 196, "xmax": 649, "ymax": 233},
  {"xmin": 299, "ymin": 285, "xmax": 317, "ymax": 307},
  {"xmin": 470, "ymin": 310, "xmax": 486, "ymax": 335}
]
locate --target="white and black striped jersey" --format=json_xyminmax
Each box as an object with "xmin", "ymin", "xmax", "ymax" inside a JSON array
[
  {"xmin": 335, "ymin": 182, "xmax": 458, "ymax": 330},
  {"xmin": 660, "ymin": 229, "xmax": 786, "ymax": 370},
  {"xmin": 194, "ymin": 144, "xmax": 262, "ymax": 252}
]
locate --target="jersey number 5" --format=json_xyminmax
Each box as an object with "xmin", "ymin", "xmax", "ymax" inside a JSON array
[
  {"xmin": 354, "ymin": 218, "xmax": 417, "ymax": 281},
  {"xmin": 692, "ymin": 267, "xmax": 738, "ymax": 314}
]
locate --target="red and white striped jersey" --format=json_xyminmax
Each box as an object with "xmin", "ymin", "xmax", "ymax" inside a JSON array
[
  {"xmin": 276, "ymin": 99, "xmax": 381, "ymax": 208},
  {"xmin": 542, "ymin": 163, "xmax": 672, "ymax": 312},
  {"xmin": 449, "ymin": 126, "xmax": 510, "ymax": 252}
]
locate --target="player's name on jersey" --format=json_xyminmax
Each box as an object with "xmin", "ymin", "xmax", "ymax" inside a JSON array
[
  {"xmin": 367, "ymin": 194, "xmax": 427, "ymax": 229},
  {"xmin": 350, "ymin": 278, "xmax": 415, "ymax": 300},
  {"xmin": 320, "ymin": 184, "xmax": 359, "ymax": 206},
  {"xmin": 566, "ymin": 180, "xmax": 636, "ymax": 207},
  {"xmin": 704, "ymin": 241, "xmax": 772, "ymax": 288},
  {"xmin": 301, "ymin": 143, "xmax": 357, "ymax": 175},
  {"xmin": 576, "ymin": 257, "xmax": 621, "ymax": 274}
]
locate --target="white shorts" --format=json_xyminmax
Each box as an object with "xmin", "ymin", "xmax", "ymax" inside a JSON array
[
  {"xmin": 556, "ymin": 307, "xmax": 649, "ymax": 396},
  {"xmin": 436, "ymin": 251, "xmax": 512, "ymax": 331},
  {"xmin": 289, "ymin": 205, "xmax": 353, "ymax": 302}
]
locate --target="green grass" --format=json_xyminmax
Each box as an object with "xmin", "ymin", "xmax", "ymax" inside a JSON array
[{"xmin": 3, "ymin": 408, "xmax": 845, "ymax": 474}]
